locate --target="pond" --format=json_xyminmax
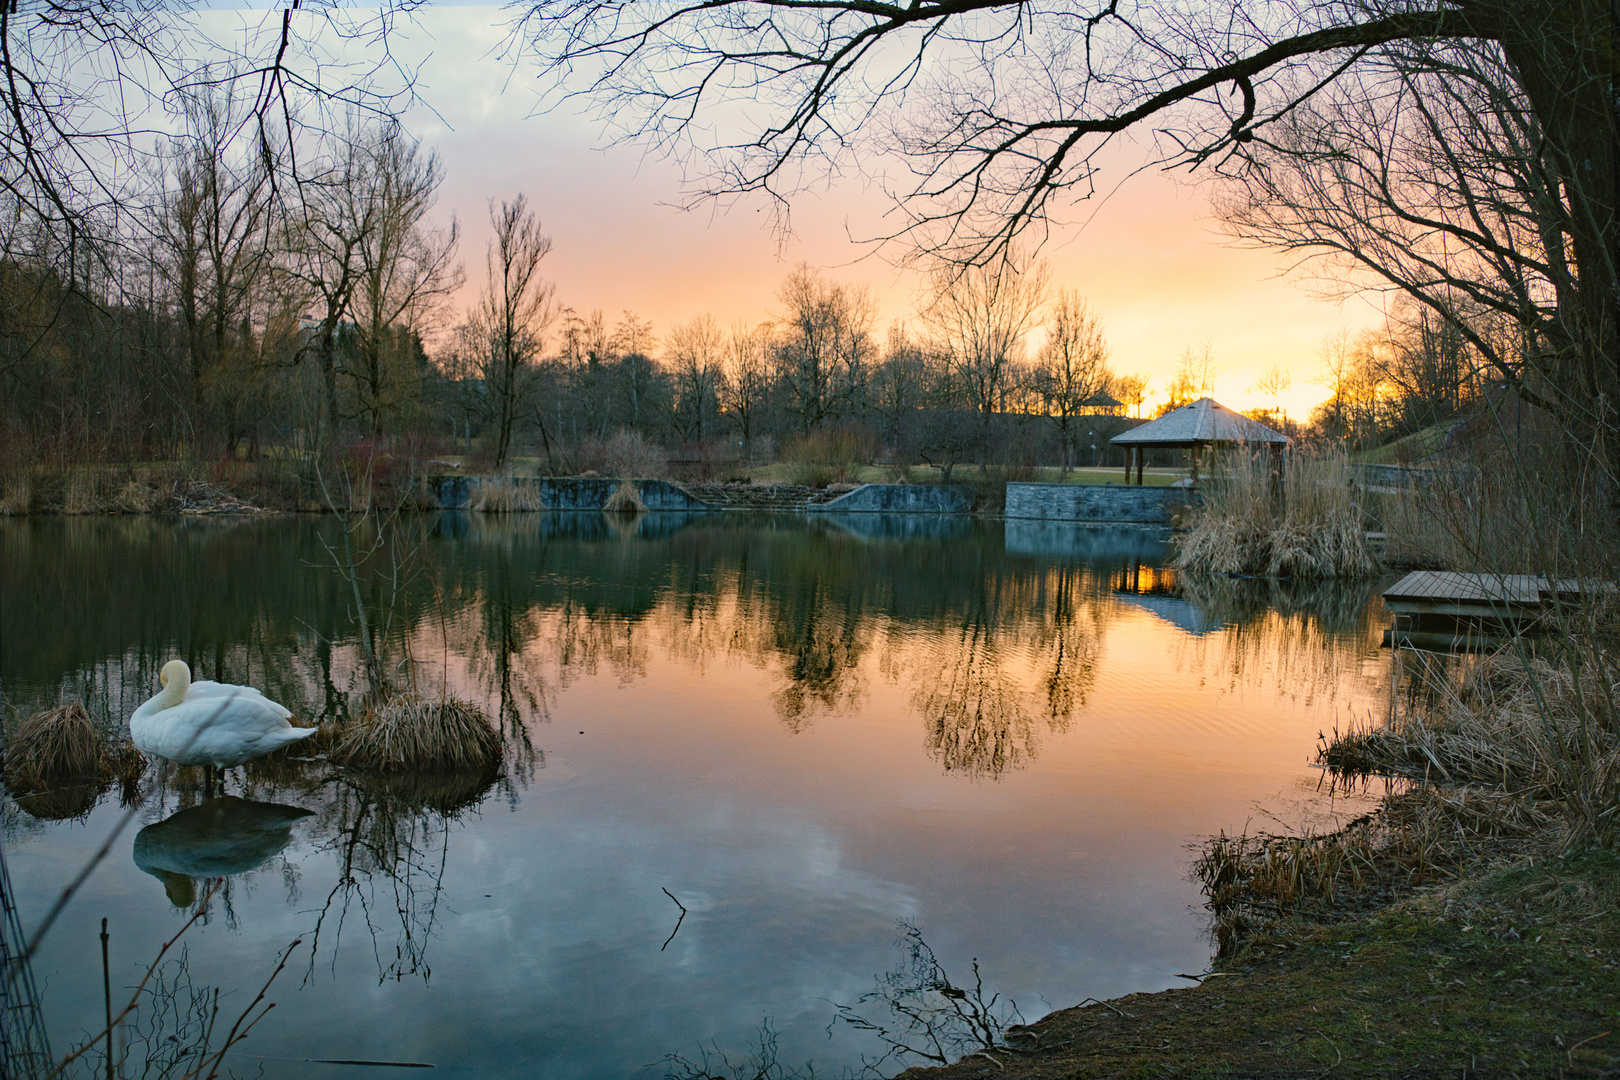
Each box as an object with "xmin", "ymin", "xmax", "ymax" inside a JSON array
[{"xmin": 0, "ymin": 512, "xmax": 1394, "ymax": 1078}]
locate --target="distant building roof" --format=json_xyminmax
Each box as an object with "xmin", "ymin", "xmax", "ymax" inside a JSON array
[
  {"xmin": 1081, "ymin": 390, "xmax": 1123, "ymax": 410},
  {"xmin": 1110, "ymin": 397, "xmax": 1288, "ymax": 448}
]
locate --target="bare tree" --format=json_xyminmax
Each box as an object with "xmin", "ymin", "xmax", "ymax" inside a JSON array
[
  {"xmin": 1031, "ymin": 290, "xmax": 1110, "ymax": 473},
  {"xmin": 470, "ymin": 195, "xmax": 558, "ymax": 471},
  {"xmin": 772, "ymin": 265, "xmax": 876, "ymax": 433},
  {"xmin": 519, "ymin": 0, "xmax": 1620, "ymax": 474},
  {"xmin": 871, "ymin": 321, "xmax": 933, "ymax": 450},
  {"xmin": 667, "ymin": 313, "xmax": 726, "ymax": 444},
  {"xmin": 1248, "ymin": 362, "xmax": 1296, "ymax": 433},
  {"xmin": 1113, "ymin": 373, "xmax": 1150, "ymax": 420},
  {"xmin": 1311, "ymin": 329, "xmax": 1390, "ymax": 449},
  {"xmin": 1159, "ymin": 342, "xmax": 1220, "ymax": 416},
  {"xmin": 2, "ymin": 4, "xmax": 419, "ymax": 298},
  {"xmin": 154, "ymin": 87, "xmax": 284, "ymax": 448},
  {"xmin": 719, "ymin": 320, "xmax": 771, "ymax": 456},
  {"xmin": 347, "ymin": 127, "xmax": 462, "ymax": 438},
  {"xmin": 922, "ymin": 255, "xmax": 1049, "ymax": 461}
]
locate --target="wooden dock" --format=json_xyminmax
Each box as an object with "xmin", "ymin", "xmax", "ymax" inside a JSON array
[{"xmin": 1381, "ymin": 571, "xmax": 1610, "ymax": 650}]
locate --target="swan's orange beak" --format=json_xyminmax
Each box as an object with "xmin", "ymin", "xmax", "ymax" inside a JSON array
[{"xmin": 159, "ymin": 669, "xmax": 169, "ymax": 688}]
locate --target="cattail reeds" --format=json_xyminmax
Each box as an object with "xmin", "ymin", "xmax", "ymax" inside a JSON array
[
  {"xmin": 328, "ymin": 695, "xmax": 503, "ymax": 776},
  {"xmin": 602, "ymin": 478, "xmax": 646, "ymax": 515},
  {"xmin": 1175, "ymin": 445, "xmax": 1376, "ymax": 579},
  {"xmin": 471, "ymin": 477, "xmax": 543, "ymax": 512}
]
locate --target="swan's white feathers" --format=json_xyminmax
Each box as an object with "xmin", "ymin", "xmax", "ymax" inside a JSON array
[{"xmin": 131, "ymin": 661, "xmax": 314, "ymax": 769}]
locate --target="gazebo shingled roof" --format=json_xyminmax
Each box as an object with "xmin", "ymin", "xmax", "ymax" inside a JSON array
[{"xmin": 1110, "ymin": 397, "xmax": 1288, "ymax": 448}]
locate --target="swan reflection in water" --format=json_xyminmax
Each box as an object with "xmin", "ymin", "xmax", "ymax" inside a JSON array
[{"xmin": 133, "ymin": 796, "xmax": 312, "ymax": 907}]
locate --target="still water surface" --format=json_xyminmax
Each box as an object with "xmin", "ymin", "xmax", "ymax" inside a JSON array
[{"xmin": 1, "ymin": 513, "xmax": 1392, "ymax": 1077}]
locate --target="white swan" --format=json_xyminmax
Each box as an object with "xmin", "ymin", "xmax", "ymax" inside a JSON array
[{"xmin": 131, "ymin": 660, "xmax": 316, "ymax": 776}]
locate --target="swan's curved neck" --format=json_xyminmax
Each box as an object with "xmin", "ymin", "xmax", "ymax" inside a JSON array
[{"xmin": 155, "ymin": 661, "xmax": 190, "ymax": 711}]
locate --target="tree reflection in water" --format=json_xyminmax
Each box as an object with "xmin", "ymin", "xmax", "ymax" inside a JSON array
[
  {"xmin": 3, "ymin": 514, "xmax": 1390, "ymax": 802},
  {"xmin": 303, "ymin": 766, "xmax": 498, "ymax": 986},
  {"xmin": 898, "ymin": 565, "xmax": 1104, "ymax": 778}
]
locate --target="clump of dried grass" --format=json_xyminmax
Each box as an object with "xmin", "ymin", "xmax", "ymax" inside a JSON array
[
  {"xmin": 1175, "ymin": 445, "xmax": 1376, "ymax": 579},
  {"xmin": 328, "ymin": 694, "xmax": 503, "ymax": 775},
  {"xmin": 3, "ymin": 703, "xmax": 139, "ymax": 820},
  {"xmin": 112, "ymin": 476, "xmax": 159, "ymax": 513},
  {"xmin": 4, "ymin": 703, "xmax": 109, "ymax": 787},
  {"xmin": 602, "ymin": 478, "xmax": 646, "ymax": 515},
  {"xmin": 471, "ymin": 477, "xmax": 543, "ymax": 512}
]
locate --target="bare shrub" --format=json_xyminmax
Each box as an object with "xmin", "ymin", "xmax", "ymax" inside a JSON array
[
  {"xmin": 1175, "ymin": 444, "xmax": 1375, "ymax": 578},
  {"xmin": 598, "ymin": 428, "xmax": 667, "ymax": 478},
  {"xmin": 779, "ymin": 424, "xmax": 878, "ymax": 487},
  {"xmin": 833, "ymin": 921, "xmax": 1021, "ymax": 1069},
  {"xmin": 1380, "ymin": 400, "xmax": 1620, "ymax": 576}
]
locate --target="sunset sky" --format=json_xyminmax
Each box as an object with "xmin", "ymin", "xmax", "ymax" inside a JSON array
[{"xmin": 322, "ymin": 7, "xmax": 1387, "ymax": 419}]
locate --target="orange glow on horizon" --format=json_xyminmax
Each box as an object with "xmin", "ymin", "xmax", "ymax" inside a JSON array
[{"xmin": 399, "ymin": 10, "xmax": 1378, "ymax": 426}]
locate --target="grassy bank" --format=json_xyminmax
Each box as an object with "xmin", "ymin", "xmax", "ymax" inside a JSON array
[{"xmin": 900, "ymin": 846, "xmax": 1620, "ymax": 1079}]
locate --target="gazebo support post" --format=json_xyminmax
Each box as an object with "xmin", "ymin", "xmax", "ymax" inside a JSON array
[
  {"xmin": 1123, "ymin": 446, "xmax": 1132, "ymax": 484},
  {"xmin": 1135, "ymin": 447, "xmax": 1145, "ymax": 486},
  {"xmin": 1190, "ymin": 445, "xmax": 1200, "ymax": 485}
]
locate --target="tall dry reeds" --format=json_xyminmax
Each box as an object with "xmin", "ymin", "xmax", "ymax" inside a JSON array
[
  {"xmin": 1324, "ymin": 642, "xmax": 1620, "ymax": 848},
  {"xmin": 470, "ymin": 477, "xmax": 544, "ymax": 512},
  {"xmin": 1175, "ymin": 444, "xmax": 1376, "ymax": 578},
  {"xmin": 1196, "ymin": 785, "xmax": 1551, "ymax": 955},
  {"xmin": 602, "ymin": 478, "xmax": 646, "ymax": 515}
]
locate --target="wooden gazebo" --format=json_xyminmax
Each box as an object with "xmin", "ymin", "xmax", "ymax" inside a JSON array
[{"xmin": 1110, "ymin": 397, "xmax": 1288, "ymax": 485}]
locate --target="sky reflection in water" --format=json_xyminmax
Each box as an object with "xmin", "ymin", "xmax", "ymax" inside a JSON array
[{"xmin": 0, "ymin": 513, "xmax": 1392, "ymax": 1077}]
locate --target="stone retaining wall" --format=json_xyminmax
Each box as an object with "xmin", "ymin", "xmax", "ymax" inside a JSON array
[
  {"xmin": 428, "ymin": 476, "xmax": 714, "ymax": 512},
  {"xmin": 1004, "ymin": 482, "xmax": 1197, "ymax": 524},
  {"xmin": 430, "ymin": 477, "xmax": 975, "ymax": 514},
  {"xmin": 811, "ymin": 484, "xmax": 973, "ymax": 514}
]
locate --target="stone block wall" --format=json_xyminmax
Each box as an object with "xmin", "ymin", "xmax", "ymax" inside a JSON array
[
  {"xmin": 1004, "ymin": 482, "xmax": 1197, "ymax": 524},
  {"xmin": 428, "ymin": 476, "xmax": 715, "ymax": 512},
  {"xmin": 812, "ymin": 484, "xmax": 973, "ymax": 514}
]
